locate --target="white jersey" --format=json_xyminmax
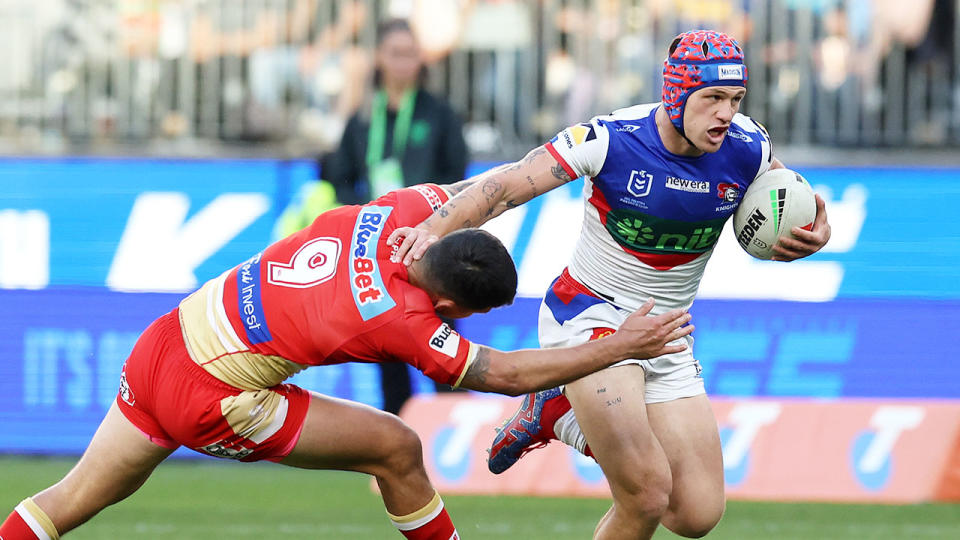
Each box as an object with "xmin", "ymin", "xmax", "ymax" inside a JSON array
[{"xmin": 544, "ymin": 103, "xmax": 772, "ymax": 313}]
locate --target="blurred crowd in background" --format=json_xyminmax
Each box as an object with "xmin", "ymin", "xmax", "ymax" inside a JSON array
[{"xmin": 0, "ymin": 0, "xmax": 956, "ymax": 159}]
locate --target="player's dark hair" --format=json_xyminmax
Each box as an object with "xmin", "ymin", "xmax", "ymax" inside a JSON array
[{"xmin": 421, "ymin": 229, "xmax": 517, "ymax": 311}]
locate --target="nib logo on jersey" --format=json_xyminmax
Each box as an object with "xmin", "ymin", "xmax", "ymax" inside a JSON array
[
  {"xmin": 606, "ymin": 209, "xmax": 726, "ymax": 254},
  {"xmin": 350, "ymin": 206, "xmax": 396, "ymax": 320}
]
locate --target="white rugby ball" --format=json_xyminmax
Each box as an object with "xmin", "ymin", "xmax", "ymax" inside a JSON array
[{"xmin": 733, "ymin": 168, "xmax": 816, "ymax": 260}]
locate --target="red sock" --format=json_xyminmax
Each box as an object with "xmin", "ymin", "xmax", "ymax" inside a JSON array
[
  {"xmin": 1, "ymin": 509, "xmax": 37, "ymax": 540},
  {"xmin": 389, "ymin": 492, "xmax": 459, "ymax": 540},
  {"xmin": 539, "ymin": 392, "xmax": 572, "ymax": 440},
  {"xmin": 0, "ymin": 500, "xmax": 57, "ymax": 540},
  {"xmin": 584, "ymin": 444, "xmax": 596, "ymax": 460}
]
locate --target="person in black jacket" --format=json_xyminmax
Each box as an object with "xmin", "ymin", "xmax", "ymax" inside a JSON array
[
  {"xmin": 321, "ymin": 18, "xmax": 468, "ymax": 205},
  {"xmin": 320, "ymin": 18, "xmax": 470, "ymax": 414}
]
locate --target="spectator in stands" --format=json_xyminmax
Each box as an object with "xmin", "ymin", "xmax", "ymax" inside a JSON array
[{"xmin": 321, "ymin": 18, "xmax": 468, "ymax": 205}]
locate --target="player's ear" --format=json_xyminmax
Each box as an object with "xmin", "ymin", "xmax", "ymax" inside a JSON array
[
  {"xmin": 434, "ymin": 297, "xmax": 475, "ymax": 319},
  {"xmin": 433, "ymin": 297, "xmax": 457, "ymax": 313}
]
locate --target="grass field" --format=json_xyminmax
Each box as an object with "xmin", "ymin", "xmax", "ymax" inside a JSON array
[{"xmin": 1, "ymin": 456, "xmax": 958, "ymax": 539}]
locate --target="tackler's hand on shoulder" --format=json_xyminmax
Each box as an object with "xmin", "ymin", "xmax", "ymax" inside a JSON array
[
  {"xmin": 610, "ymin": 299, "xmax": 694, "ymax": 360},
  {"xmin": 388, "ymin": 226, "xmax": 439, "ymax": 266}
]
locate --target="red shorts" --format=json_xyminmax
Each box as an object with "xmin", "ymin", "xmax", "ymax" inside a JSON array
[{"xmin": 116, "ymin": 309, "xmax": 311, "ymax": 462}]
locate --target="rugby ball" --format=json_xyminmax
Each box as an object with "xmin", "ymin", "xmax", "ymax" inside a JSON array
[{"xmin": 733, "ymin": 168, "xmax": 816, "ymax": 260}]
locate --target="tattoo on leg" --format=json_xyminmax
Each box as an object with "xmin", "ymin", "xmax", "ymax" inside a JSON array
[
  {"xmin": 461, "ymin": 347, "xmax": 492, "ymax": 388},
  {"xmin": 596, "ymin": 387, "xmax": 606, "ymax": 394},
  {"xmin": 605, "ymin": 396, "xmax": 622, "ymax": 407}
]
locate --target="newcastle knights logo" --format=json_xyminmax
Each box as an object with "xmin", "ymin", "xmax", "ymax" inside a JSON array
[{"xmin": 717, "ymin": 182, "xmax": 740, "ymax": 202}]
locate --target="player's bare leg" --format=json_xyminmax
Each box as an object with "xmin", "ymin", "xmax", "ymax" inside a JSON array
[
  {"xmin": 565, "ymin": 364, "xmax": 672, "ymax": 540},
  {"xmin": 7, "ymin": 401, "xmax": 176, "ymax": 537},
  {"xmin": 647, "ymin": 394, "xmax": 725, "ymax": 537},
  {"xmin": 280, "ymin": 392, "xmax": 456, "ymax": 538}
]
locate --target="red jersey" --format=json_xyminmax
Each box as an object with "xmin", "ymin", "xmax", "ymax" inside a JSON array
[{"xmin": 178, "ymin": 184, "xmax": 477, "ymax": 391}]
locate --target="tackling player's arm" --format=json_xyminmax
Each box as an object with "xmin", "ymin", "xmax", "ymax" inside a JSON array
[
  {"xmin": 389, "ymin": 146, "xmax": 574, "ymax": 265},
  {"xmin": 458, "ymin": 300, "xmax": 693, "ymax": 396}
]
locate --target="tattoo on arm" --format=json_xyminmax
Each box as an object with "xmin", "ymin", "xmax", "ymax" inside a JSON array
[
  {"xmin": 506, "ymin": 175, "xmax": 538, "ymax": 209},
  {"xmin": 522, "ymin": 146, "xmax": 548, "ymax": 162},
  {"xmin": 461, "ymin": 347, "xmax": 492, "ymax": 388},
  {"xmin": 445, "ymin": 177, "xmax": 479, "ymax": 196},
  {"xmin": 481, "ymin": 178, "xmax": 503, "ymax": 201},
  {"xmin": 605, "ymin": 396, "xmax": 622, "ymax": 407},
  {"xmin": 551, "ymin": 162, "xmax": 573, "ymax": 183}
]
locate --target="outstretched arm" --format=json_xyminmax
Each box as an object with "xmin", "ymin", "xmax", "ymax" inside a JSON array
[
  {"xmin": 457, "ymin": 300, "xmax": 693, "ymax": 396},
  {"xmin": 389, "ymin": 145, "xmax": 574, "ymax": 265}
]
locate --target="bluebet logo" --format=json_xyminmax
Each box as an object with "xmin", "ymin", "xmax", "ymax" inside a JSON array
[{"xmin": 350, "ymin": 206, "xmax": 396, "ymax": 320}]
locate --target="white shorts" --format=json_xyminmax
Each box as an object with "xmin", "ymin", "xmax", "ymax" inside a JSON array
[{"xmin": 538, "ymin": 269, "xmax": 704, "ymax": 404}]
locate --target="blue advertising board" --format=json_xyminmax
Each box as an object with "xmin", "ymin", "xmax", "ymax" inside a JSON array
[
  {"xmin": 0, "ymin": 158, "xmax": 958, "ymax": 299},
  {"xmin": 1, "ymin": 288, "xmax": 956, "ymax": 455},
  {"xmin": 0, "ymin": 157, "xmax": 958, "ymax": 455}
]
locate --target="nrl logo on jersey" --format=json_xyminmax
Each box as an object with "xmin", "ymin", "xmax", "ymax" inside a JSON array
[{"xmin": 627, "ymin": 170, "xmax": 654, "ymax": 198}]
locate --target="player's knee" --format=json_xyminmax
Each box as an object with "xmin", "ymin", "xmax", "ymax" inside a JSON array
[
  {"xmin": 666, "ymin": 514, "xmax": 722, "ymax": 538},
  {"xmin": 378, "ymin": 418, "xmax": 424, "ymax": 476},
  {"xmin": 611, "ymin": 465, "xmax": 672, "ymax": 522},
  {"xmin": 663, "ymin": 497, "xmax": 725, "ymax": 538}
]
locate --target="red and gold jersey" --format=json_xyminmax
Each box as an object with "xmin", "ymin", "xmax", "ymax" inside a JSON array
[{"xmin": 178, "ymin": 184, "xmax": 477, "ymax": 391}]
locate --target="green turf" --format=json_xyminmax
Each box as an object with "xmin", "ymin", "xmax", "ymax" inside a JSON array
[{"xmin": 1, "ymin": 456, "xmax": 958, "ymax": 539}]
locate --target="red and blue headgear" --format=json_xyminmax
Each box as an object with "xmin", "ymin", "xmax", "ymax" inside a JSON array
[{"xmin": 662, "ymin": 30, "xmax": 747, "ymax": 136}]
